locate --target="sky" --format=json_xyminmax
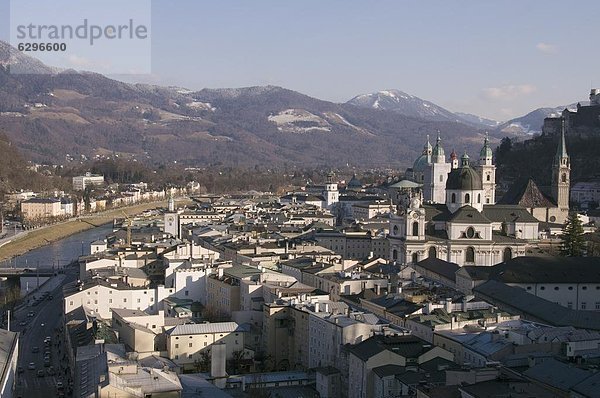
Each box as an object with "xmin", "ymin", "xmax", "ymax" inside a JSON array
[{"xmin": 1, "ymin": 0, "xmax": 599, "ymax": 121}]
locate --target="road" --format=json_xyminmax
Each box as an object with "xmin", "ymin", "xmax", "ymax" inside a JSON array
[{"xmin": 12, "ymin": 267, "xmax": 77, "ymax": 398}]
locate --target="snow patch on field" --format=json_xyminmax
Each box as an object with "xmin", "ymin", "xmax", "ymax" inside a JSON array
[
  {"xmin": 268, "ymin": 109, "xmax": 331, "ymax": 133},
  {"xmin": 186, "ymin": 101, "xmax": 216, "ymax": 111}
]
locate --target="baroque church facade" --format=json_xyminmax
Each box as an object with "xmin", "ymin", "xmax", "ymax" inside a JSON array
[{"xmin": 390, "ymin": 130, "xmax": 570, "ymax": 267}]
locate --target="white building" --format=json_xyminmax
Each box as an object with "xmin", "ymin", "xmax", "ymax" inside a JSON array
[
  {"xmin": 390, "ymin": 134, "xmax": 548, "ymax": 267},
  {"xmin": 73, "ymin": 172, "xmax": 105, "ymax": 191},
  {"xmin": 166, "ymin": 322, "xmax": 246, "ymax": 369},
  {"xmin": 64, "ymin": 279, "xmax": 175, "ymax": 319}
]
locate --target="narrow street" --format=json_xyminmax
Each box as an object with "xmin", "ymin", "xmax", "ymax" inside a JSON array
[{"xmin": 13, "ymin": 267, "xmax": 78, "ymax": 398}]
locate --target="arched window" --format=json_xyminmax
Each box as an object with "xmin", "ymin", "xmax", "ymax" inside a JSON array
[
  {"xmin": 393, "ymin": 225, "xmax": 398, "ymax": 235},
  {"xmin": 561, "ymin": 173, "xmax": 567, "ymax": 183},
  {"xmin": 465, "ymin": 193, "xmax": 470, "ymax": 203},
  {"xmin": 503, "ymin": 247, "xmax": 512, "ymax": 262},
  {"xmin": 412, "ymin": 221, "xmax": 419, "ymax": 236},
  {"xmin": 486, "ymin": 174, "xmax": 491, "ymax": 181},
  {"xmin": 451, "ymin": 193, "xmax": 456, "ymax": 203},
  {"xmin": 428, "ymin": 246, "xmax": 437, "ymax": 259},
  {"xmin": 412, "ymin": 253, "xmax": 418, "ymax": 264},
  {"xmin": 466, "ymin": 247, "xmax": 475, "ymax": 263},
  {"xmin": 478, "ymin": 193, "xmax": 481, "ymax": 203},
  {"xmin": 392, "ymin": 249, "xmax": 398, "ymax": 260}
]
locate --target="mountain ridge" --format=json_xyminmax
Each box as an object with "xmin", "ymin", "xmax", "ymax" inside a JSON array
[{"xmin": 0, "ymin": 41, "xmax": 493, "ymax": 168}]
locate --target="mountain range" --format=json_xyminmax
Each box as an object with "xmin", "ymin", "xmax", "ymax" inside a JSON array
[
  {"xmin": 347, "ymin": 89, "xmax": 500, "ymax": 128},
  {"xmin": 0, "ymin": 41, "xmax": 584, "ymax": 169}
]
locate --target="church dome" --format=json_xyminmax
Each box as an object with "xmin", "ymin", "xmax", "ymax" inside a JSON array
[
  {"xmin": 446, "ymin": 163, "xmax": 483, "ymax": 190},
  {"xmin": 480, "ymin": 135, "xmax": 493, "ymax": 159},
  {"xmin": 413, "ymin": 153, "xmax": 429, "ymax": 172},
  {"xmin": 432, "ymin": 134, "xmax": 445, "ymax": 158},
  {"xmin": 347, "ymin": 174, "xmax": 363, "ymax": 189}
]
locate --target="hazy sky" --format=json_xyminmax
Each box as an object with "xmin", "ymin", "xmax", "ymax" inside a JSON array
[{"xmin": 1, "ymin": 0, "xmax": 599, "ymax": 121}]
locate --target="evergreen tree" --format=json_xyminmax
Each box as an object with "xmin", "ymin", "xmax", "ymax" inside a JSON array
[{"xmin": 561, "ymin": 213, "xmax": 586, "ymax": 256}]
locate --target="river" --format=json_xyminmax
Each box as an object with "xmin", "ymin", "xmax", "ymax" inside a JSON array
[{"xmin": 1, "ymin": 223, "xmax": 115, "ymax": 296}]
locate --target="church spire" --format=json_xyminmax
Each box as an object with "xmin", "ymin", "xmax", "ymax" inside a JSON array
[
  {"xmin": 551, "ymin": 118, "xmax": 570, "ymax": 216},
  {"xmin": 555, "ymin": 119, "xmax": 568, "ymax": 163},
  {"xmin": 432, "ymin": 131, "xmax": 445, "ymax": 163}
]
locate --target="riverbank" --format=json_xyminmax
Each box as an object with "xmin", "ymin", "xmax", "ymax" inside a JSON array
[{"xmin": 0, "ymin": 200, "xmax": 167, "ymax": 261}]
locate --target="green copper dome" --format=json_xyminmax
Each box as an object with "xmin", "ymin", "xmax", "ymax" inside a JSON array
[{"xmin": 480, "ymin": 135, "xmax": 493, "ymax": 159}]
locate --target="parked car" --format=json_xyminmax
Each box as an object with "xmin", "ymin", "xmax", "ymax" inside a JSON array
[
  {"xmin": 27, "ymin": 362, "xmax": 35, "ymax": 370},
  {"xmin": 37, "ymin": 370, "xmax": 44, "ymax": 377},
  {"xmin": 27, "ymin": 311, "xmax": 34, "ymax": 317},
  {"xmin": 31, "ymin": 346, "xmax": 39, "ymax": 353},
  {"xmin": 18, "ymin": 320, "xmax": 26, "ymax": 326}
]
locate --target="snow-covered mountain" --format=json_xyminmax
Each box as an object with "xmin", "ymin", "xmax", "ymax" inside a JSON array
[
  {"xmin": 347, "ymin": 89, "xmax": 498, "ymax": 128},
  {"xmin": 347, "ymin": 89, "xmax": 460, "ymax": 121},
  {"xmin": 497, "ymin": 103, "xmax": 583, "ymax": 135},
  {"xmin": 454, "ymin": 112, "xmax": 500, "ymax": 128},
  {"xmin": 0, "ymin": 41, "xmax": 59, "ymax": 74}
]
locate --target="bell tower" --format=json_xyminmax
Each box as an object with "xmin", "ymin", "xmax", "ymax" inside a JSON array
[
  {"xmin": 551, "ymin": 120, "xmax": 570, "ymax": 212},
  {"xmin": 476, "ymin": 133, "xmax": 496, "ymax": 204}
]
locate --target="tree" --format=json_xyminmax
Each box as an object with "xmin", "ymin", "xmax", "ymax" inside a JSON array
[{"xmin": 561, "ymin": 213, "xmax": 586, "ymax": 256}]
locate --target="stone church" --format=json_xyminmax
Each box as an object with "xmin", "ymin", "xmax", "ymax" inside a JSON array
[{"xmin": 390, "ymin": 130, "xmax": 570, "ymax": 267}]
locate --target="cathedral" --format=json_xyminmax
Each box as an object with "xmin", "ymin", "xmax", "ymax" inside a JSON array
[{"xmin": 390, "ymin": 129, "xmax": 570, "ymax": 267}]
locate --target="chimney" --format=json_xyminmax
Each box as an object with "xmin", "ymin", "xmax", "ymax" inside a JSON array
[
  {"xmin": 314, "ymin": 302, "xmax": 319, "ymax": 313},
  {"xmin": 211, "ymin": 342, "xmax": 227, "ymax": 388},
  {"xmin": 324, "ymin": 302, "xmax": 330, "ymax": 313},
  {"xmin": 445, "ymin": 298, "xmax": 453, "ymax": 314},
  {"xmin": 375, "ymin": 284, "xmax": 381, "ymax": 296},
  {"xmin": 218, "ymin": 268, "xmax": 224, "ymax": 279}
]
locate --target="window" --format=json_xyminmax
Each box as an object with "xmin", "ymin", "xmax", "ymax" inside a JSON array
[
  {"xmin": 568, "ymin": 302, "xmax": 573, "ymax": 309},
  {"xmin": 109, "ymin": 299, "xmax": 112, "ymax": 303},
  {"xmin": 554, "ymin": 286, "xmax": 560, "ymax": 290},
  {"xmin": 428, "ymin": 246, "xmax": 437, "ymax": 259},
  {"xmin": 189, "ymin": 343, "xmax": 193, "ymax": 347},
  {"xmin": 439, "ymin": 174, "xmax": 443, "ymax": 182},
  {"xmin": 561, "ymin": 173, "xmax": 567, "ymax": 183},
  {"xmin": 188, "ymin": 354, "xmax": 192, "ymax": 359},
  {"xmin": 204, "ymin": 342, "xmax": 207, "ymax": 347},
  {"xmin": 526, "ymin": 286, "xmax": 532, "ymax": 290},
  {"xmin": 466, "ymin": 227, "xmax": 475, "ymax": 239},
  {"xmin": 465, "ymin": 247, "xmax": 475, "ymax": 263},
  {"xmin": 477, "ymin": 193, "xmax": 481, "ymax": 203},
  {"xmin": 69, "ymin": 301, "xmax": 73, "ymax": 306},
  {"xmin": 175, "ymin": 344, "xmax": 179, "ymax": 348},
  {"xmin": 393, "ymin": 225, "xmax": 398, "ymax": 235},
  {"xmin": 412, "ymin": 221, "xmax": 419, "ymax": 236},
  {"xmin": 137, "ymin": 298, "xmax": 141, "ymax": 303},
  {"xmin": 596, "ymin": 302, "xmax": 600, "ymax": 310},
  {"xmin": 465, "ymin": 193, "xmax": 470, "ymax": 203},
  {"xmin": 451, "ymin": 193, "xmax": 456, "ymax": 203},
  {"xmin": 568, "ymin": 286, "xmax": 573, "ymax": 290},
  {"xmin": 582, "ymin": 302, "xmax": 587, "ymax": 310},
  {"xmin": 486, "ymin": 174, "xmax": 491, "ymax": 181},
  {"xmin": 503, "ymin": 247, "xmax": 512, "ymax": 262},
  {"xmin": 392, "ymin": 250, "xmax": 398, "ymax": 260},
  {"xmin": 412, "ymin": 253, "xmax": 418, "ymax": 264},
  {"xmin": 540, "ymin": 286, "xmax": 545, "ymax": 290},
  {"xmin": 174, "ymin": 355, "xmax": 178, "ymax": 360}
]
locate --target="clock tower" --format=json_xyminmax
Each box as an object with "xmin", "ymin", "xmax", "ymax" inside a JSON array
[{"xmin": 164, "ymin": 194, "xmax": 179, "ymax": 238}]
